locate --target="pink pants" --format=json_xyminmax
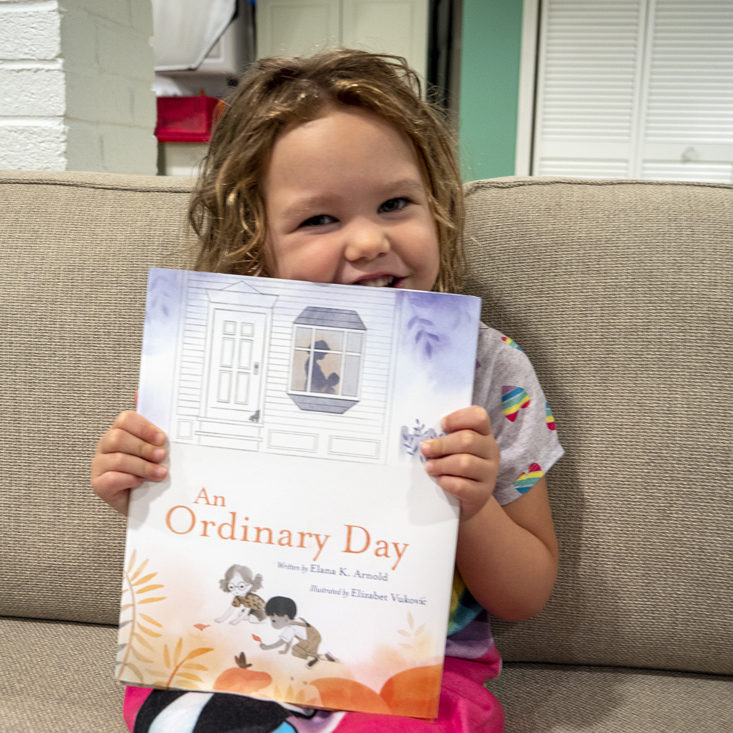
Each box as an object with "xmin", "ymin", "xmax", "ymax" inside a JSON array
[{"xmin": 124, "ymin": 656, "xmax": 504, "ymax": 732}]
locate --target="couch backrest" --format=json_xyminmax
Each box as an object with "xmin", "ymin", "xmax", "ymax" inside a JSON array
[
  {"xmin": 463, "ymin": 177, "xmax": 732, "ymax": 676},
  {"xmin": 1, "ymin": 172, "xmax": 191, "ymax": 625},
  {"xmin": 1, "ymin": 171, "xmax": 730, "ymax": 678}
]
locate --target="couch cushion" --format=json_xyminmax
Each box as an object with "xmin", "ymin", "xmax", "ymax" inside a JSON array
[
  {"xmin": 490, "ymin": 663, "xmax": 733, "ymax": 732},
  {"xmin": 0, "ymin": 172, "xmax": 193, "ymax": 626},
  {"xmin": 463, "ymin": 178, "xmax": 733, "ymax": 676},
  {"xmin": 1, "ymin": 616, "xmax": 125, "ymax": 732},
  {"xmin": 2, "ymin": 616, "xmax": 730, "ymax": 732}
]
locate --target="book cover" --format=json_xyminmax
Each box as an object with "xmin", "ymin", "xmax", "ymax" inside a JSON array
[{"xmin": 116, "ymin": 268, "xmax": 481, "ymax": 719}]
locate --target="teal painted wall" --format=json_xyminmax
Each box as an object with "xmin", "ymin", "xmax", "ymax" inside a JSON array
[{"xmin": 458, "ymin": 0, "xmax": 524, "ymax": 181}]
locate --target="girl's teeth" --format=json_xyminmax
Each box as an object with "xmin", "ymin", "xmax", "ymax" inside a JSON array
[{"xmin": 359, "ymin": 276, "xmax": 394, "ymax": 287}]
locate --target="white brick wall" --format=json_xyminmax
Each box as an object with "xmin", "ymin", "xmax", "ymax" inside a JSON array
[{"xmin": 0, "ymin": 0, "xmax": 157, "ymax": 173}]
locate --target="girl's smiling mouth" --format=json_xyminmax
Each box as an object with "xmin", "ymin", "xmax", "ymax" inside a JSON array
[{"xmin": 353, "ymin": 275, "xmax": 401, "ymax": 287}]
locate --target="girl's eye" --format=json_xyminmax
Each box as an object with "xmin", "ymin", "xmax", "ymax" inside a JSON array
[
  {"xmin": 300, "ymin": 214, "xmax": 336, "ymax": 228},
  {"xmin": 379, "ymin": 197, "xmax": 408, "ymax": 214}
]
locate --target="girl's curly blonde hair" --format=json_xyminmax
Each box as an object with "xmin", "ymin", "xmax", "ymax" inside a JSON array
[{"xmin": 189, "ymin": 48, "xmax": 465, "ymax": 293}]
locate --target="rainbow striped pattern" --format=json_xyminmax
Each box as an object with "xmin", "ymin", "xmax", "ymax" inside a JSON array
[
  {"xmin": 512, "ymin": 463, "xmax": 544, "ymax": 493},
  {"xmin": 502, "ymin": 385, "xmax": 530, "ymax": 421},
  {"xmin": 501, "ymin": 335, "xmax": 522, "ymax": 351},
  {"xmin": 545, "ymin": 401, "xmax": 557, "ymax": 431}
]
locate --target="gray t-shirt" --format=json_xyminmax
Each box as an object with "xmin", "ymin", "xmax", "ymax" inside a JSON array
[{"xmin": 472, "ymin": 324, "xmax": 564, "ymax": 505}]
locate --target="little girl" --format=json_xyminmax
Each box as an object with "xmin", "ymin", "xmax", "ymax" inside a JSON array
[{"xmin": 92, "ymin": 49, "xmax": 563, "ymax": 732}]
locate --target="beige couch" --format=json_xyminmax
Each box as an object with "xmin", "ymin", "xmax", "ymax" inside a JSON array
[{"xmin": 1, "ymin": 171, "xmax": 731, "ymax": 732}]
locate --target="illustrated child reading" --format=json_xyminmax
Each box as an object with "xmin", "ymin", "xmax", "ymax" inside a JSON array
[{"xmin": 91, "ymin": 49, "xmax": 563, "ymax": 732}]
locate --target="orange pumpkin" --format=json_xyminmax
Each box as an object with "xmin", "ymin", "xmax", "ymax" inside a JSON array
[
  {"xmin": 213, "ymin": 652, "xmax": 272, "ymax": 695},
  {"xmin": 309, "ymin": 677, "xmax": 391, "ymax": 714},
  {"xmin": 380, "ymin": 664, "xmax": 442, "ymax": 718}
]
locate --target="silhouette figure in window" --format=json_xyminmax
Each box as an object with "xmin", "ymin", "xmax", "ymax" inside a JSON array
[{"xmin": 306, "ymin": 340, "xmax": 340, "ymax": 394}]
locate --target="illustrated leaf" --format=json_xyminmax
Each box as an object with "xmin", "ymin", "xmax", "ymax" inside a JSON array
[
  {"xmin": 138, "ymin": 596, "xmax": 166, "ymax": 604},
  {"xmin": 164, "ymin": 645, "xmax": 171, "ymax": 668},
  {"xmin": 132, "ymin": 572, "xmax": 157, "ymax": 587},
  {"xmin": 124, "ymin": 662, "xmax": 144, "ymax": 681},
  {"xmin": 139, "ymin": 624, "xmax": 162, "ymax": 638},
  {"xmin": 176, "ymin": 672, "xmax": 204, "ymax": 683},
  {"xmin": 416, "ymin": 624, "xmax": 425, "ymax": 636},
  {"xmin": 174, "ymin": 637, "xmax": 183, "ymax": 665},
  {"xmin": 120, "ymin": 603, "xmax": 133, "ymax": 612},
  {"xmin": 133, "ymin": 633, "xmax": 154, "ymax": 651},
  {"xmin": 397, "ymin": 629, "xmax": 410, "ymax": 637},
  {"xmin": 184, "ymin": 647, "xmax": 214, "ymax": 662},
  {"xmin": 137, "ymin": 584, "xmax": 165, "ymax": 595},
  {"xmin": 129, "ymin": 646, "xmax": 153, "ymax": 664},
  {"xmin": 126, "ymin": 549, "xmax": 138, "ymax": 574},
  {"xmin": 141, "ymin": 614, "xmax": 163, "ymax": 627},
  {"xmin": 177, "ymin": 680, "xmax": 200, "ymax": 690},
  {"xmin": 408, "ymin": 612, "xmax": 415, "ymax": 628},
  {"xmin": 183, "ymin": 663, "xmax": 207, "ymax": 671},
  {"xmin": 152, "ymin": 680, "xmax": 169, "ymax": 688},
  {"xmin": 252, "ymin": 634, "xmax": 262, "ymax": 643},
  {"xmin": 129, "ymin": 557, "xmax": 149, "ymax": 582}
]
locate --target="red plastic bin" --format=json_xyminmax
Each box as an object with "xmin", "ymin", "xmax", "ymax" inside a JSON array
[{"xmin": 155, "ymin": 96, "xmax": 222, "ymax": 143}]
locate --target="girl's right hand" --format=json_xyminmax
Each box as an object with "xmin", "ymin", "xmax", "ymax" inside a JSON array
[{"xmin": 91, "ymin": 410, "xmax": 168, "ymax": 515}]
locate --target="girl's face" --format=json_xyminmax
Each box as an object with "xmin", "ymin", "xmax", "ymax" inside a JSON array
[
  {"xmin": 263, "ymin": 107, "xmax": 440, "ymax": 292},
  {"xmin": 227, "ymin": 572, "xmax": 251, "ymax": 595}
]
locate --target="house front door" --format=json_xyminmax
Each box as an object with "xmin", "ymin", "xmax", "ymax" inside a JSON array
[{"xmin": 205, "ymin": 308, "xmax": 267, "ymax": 422}]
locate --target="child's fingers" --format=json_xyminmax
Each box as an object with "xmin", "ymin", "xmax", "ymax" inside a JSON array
[
  {"xmin": 424, "ymin": 451, "xmax": 494, "ymax": 484},
  {"xmin": 97, "ymin": 426, "xmax": 167, "ymax": 464},
  {"xmin": 91, "ymin": 453, "xmax": 168, "ymax": 505},
  {"xmin": 90, "ymin": 470, "xmax": 143, "ymax": 516},
  {"xmin": 93, "ymin": 470, "xmax": 145, "ymax": 495},
  {"xmin": 421, "ymin": 427, "xmax": 497, "ymax": 463},
  {"xmin": 433, "ymin": 474, "xmax": 481, "ymax": 502},
  {"xmin": 420, "ymin": 407, "xmax": 493, "ymax": 459},
  {"xmin": 112, "ymin": 410, "xmax": 167, "ymax": 446},
  {"xmin": 440, "ymin": 405, "xmax": 492, "ymax": 436}
]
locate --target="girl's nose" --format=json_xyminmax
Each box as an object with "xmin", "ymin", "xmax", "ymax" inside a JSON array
[{"xmin": 344, "ymin": 219, "xmax": 390, "ymax": 262}]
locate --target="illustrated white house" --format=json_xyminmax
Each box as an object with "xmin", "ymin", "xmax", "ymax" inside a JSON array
[{"xmin": 170, "ymin": 272, "xmax": 398, "ymax": 463}]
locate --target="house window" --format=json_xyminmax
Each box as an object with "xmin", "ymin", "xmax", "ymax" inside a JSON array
[{"xmin": 288, "ymin": 307, "xmax": 366, "ymax": 414}]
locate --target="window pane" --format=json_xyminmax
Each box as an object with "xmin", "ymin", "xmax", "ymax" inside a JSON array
[
  {"xmin": 295, "ymin": 327, "xmax": 312, "ymax": 348},
  {"xmin": 314, "ymin": 329, "xmax": 343, "ymax": 351},
  {"xmin": 223, "ymin": 320, "xmax": 236, "ymax": 335},
  {"xmin": 341, "ymin": 354, "xmax": 360, "ymax": 396},
  {"xmin": 310, "ymin": 351, "xmax": 341, "ymax": 394},
  {"xmin": 291, "ymin": 349, "xmax": 310, "ymax": 391},
  {"xmin": 346, "ymin": 331, "xmax": 363, "ymax": 353},
  {"xmin": 240, "ymin": 322, "xmax": 254, "ymax": 337}
]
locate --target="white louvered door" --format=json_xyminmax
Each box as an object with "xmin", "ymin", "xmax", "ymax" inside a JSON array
[
  {"xmin": 532, "ymin": 0, "xmax": 733, "ymax": 182},
  {"xmin": 640, "ymin": 0, "xmax": 733, "ymax": 182}
]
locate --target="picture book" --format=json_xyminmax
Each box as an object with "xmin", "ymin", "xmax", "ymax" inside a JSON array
[{"xmin": 116, "ymin": 268, "xmax": 481, "ymax": 719}]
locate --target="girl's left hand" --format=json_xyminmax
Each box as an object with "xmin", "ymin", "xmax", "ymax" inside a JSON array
[{"xmin": 420, "ymin": 406, "xmax": 499, "ymax": 520}]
